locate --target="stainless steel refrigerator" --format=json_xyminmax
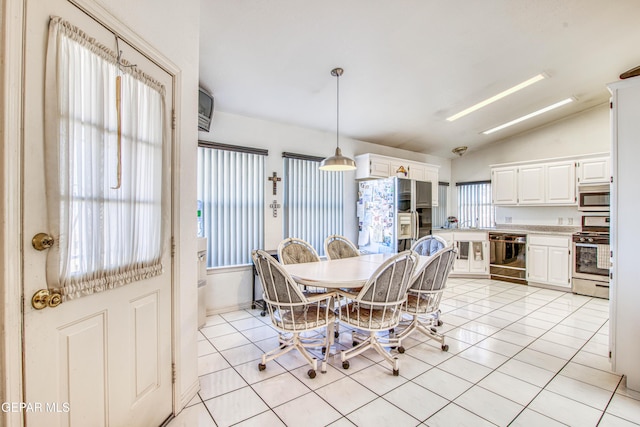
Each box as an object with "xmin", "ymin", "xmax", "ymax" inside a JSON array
[{"xmin": 356, "ymin": 177, "xmax": 432, "ymax": 254}]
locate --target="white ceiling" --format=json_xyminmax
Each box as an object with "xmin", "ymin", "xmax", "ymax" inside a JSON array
[{"xmin": 199, "ymin": 0, "xmax": 640, "ymax": 158}]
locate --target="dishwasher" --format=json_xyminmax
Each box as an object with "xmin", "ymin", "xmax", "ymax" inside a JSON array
[{"xmin": 489, "ymin": 233, "xmax": 527, "ymax": 284}]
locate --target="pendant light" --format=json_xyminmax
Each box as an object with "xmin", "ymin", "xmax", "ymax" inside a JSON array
[{"xmin": 319, "ymin": 67, "xmax": 357, "ymax": 171}]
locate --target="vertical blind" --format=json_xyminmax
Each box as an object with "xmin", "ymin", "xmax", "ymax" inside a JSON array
[
  {"xmin": 197, "ymin": 146, "xmax": 265, "ymax": 267},
  {"xmin": 283, "ymin": 156, "xmax": 344, "ymax": 256},
  {"xmin": 457, "ymin": 181, "xmax": 495, "ymax": 228},
  {"xmin": 433, "ymin": 183, "xmax": 449, "ymax": 228}
]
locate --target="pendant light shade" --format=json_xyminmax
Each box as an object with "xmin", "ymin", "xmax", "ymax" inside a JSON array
[{"xmin": 319, "ymin": 68, "xmax": 356, "ymax": 171}]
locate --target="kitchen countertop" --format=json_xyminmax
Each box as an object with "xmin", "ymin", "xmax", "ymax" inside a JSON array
[{"xmin": 434, "ymin": 225, "xmax": 580, "ymax": 236}]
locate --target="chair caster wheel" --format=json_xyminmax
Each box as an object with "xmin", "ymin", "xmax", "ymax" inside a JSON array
[
  {"xmin": 308, "ymin": 369, "xmax": 316, "ymax": 379},
  {"xmin": 260, "ymin": 311, "xmax": 266, "ymax": 317},
  {"xmin": 398, "ymin": 346, "xmax": 405, "ymax": 354},
  {"xmin": 334, "ymin": 331, "xmax": 340, "ymax": 338},
  {"xmin": 342, "ymin": 361, "xmax": 350, "ymax": 370},
  {"xmin": 322, "ymin": 346, "xmax": 327, "ymax": 355},
  {"xmin": 352, "ymin": 341, "xmax": 359, "ymax": 347},
  {"xmin": 389, "ymin": 328, "xmax": 395, "ymax": 333},
  {"xmin": 430, "ymin": 327, "xmax": 438, "ymax": 333},
  {"xmin": 393, "ymin": 369, "xmax": 399, "ymax": 376},
  {"xmin": 258, "ymin": 363, "xmax": 266, "ymax": 371},
  {"xmin": 437, "ymin": 320, "xmax": 443, "ymax": 326},
  {"xmin": 441, "ymin": 344, "xmax": 449, "ymax": 352}
]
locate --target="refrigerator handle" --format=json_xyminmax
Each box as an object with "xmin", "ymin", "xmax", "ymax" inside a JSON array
[{"xmin": 413, "ymin": 211, "xmax": 419, "ymax": 240}]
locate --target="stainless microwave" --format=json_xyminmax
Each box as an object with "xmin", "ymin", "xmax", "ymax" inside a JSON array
[{"xmin": 578, "ymin": 185, "xmax": 610, "ymax": 211}]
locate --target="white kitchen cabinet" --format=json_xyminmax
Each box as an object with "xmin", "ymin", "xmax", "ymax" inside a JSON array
[
  {"xmin": 491, "ymin": 161, "xmax": 576, "ymax": 206},
  {"xmin": 355, "ymin": 153, "xmax": 390, "ymax": 179},
  {"xmin": 407, "ymin": 162, "xmax": 427, "ymax": 181},
  {"xmin": 609, "ymin": 77, "xmax": 640, "ymax": 391},
  {"xmin": 355, "ymin": 154, "xmax": 440, "ymax": 207},
  {"xmin": 526, "ymin": 235, "xmax": 571, "ymax": 289},
  {"xmin": 518, "ymin": 164, "xmax": 545, "ymax": 205},
  {"xmin": 492, "ymin": 167, "xmax": 518, "ymax": 205},
  {"xmin": 577, "ymin": 157, "xmax": 610, "ymax": 185},
  {"xmin": 434, "ymin": 231, "xmax": 489, "ymax": 277},
  {"xmin": 545, "ymin": 161, "xmax": 576, "ymax": 205},
  {"xmin": 424, "ymin": 166, "xmax": 439, "ymax": 207}
]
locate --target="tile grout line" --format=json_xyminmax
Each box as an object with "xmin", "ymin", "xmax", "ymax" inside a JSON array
[{"xmin": 194, "ymin": 281, "xmax": 616, "ymax": 427}]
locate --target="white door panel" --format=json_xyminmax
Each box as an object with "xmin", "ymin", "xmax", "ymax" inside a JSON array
[{"xmin": 23, "ymin": 1, "xmax": 173, "ymax": 426}]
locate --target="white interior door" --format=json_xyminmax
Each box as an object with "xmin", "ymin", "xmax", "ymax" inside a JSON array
[{"xmin": 22, "ymin": 1, "xmax": 174, "ymax": 426}]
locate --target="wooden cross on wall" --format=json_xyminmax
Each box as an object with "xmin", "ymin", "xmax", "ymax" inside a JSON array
[{"xmin": 268, "ymin": 172, "xmax": 281, "ymax": 195}]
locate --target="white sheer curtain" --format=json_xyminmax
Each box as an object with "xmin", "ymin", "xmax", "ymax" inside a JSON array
[
  {"xmin": 44, "ymin": 17, "xmax": 166, "ymax": 300},
  {"xmin": 283, "ymin": 156, "xmax": 344, "ymax": 256}
]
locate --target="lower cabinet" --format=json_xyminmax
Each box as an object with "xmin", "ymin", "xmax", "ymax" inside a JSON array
[
  {"xmin": 433, "ymin": 231, "xmax": 489, "ymax": 277},
  {"xmin": 527, "ymin": 235, "xmax": 571, "ymax": 288}
]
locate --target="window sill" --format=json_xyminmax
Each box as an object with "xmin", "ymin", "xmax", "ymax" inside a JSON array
[{"xmin": 206, "ymin": 264, "xmax": 252, "ymax": 275}]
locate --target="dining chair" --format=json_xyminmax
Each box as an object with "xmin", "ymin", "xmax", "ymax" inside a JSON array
[
  {"xmin": 411, "ymin": 235, "xmax": 448, "ymax": 256},
  {"xmin": 395, "ymin": 246, "xmax": 456, "ymax": 352},
  {"xmin": 277, "ymin": 237, "xmax": 321, "ymax": 264},
  {"xmin": 324, "ymin": 234, "xmax": 360, "ymax": 260},
  {"xmin": 334, "ymin": 250, "xmax": 418, "ymax": 376},
  {"xmin": 252, "ymin": 250, "xmax": 335, "ymax": 378},
  {"xmin": 278, "ymin": 237, "xmax": 325, "ymax": 294}
]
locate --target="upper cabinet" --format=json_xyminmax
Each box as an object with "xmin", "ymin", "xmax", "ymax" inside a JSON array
[
  {"xmin": 491, "ymin": 166, "xmax": 518, "ymax": 205},
  {"xmin": 577, "ymin": 157, "xmax": 610, "ymax": 185},
  {"xmin": 491, "ymin": 155, "xmax": 607, "ymax": 207},
  {"xmin": 545, "ymin": 161, "xmax": 576, "ymax": 204},
  {"xmin": 355, "ymin": 153, "xmax": 440, "ymax": 206},
  {"xmin": 518, "ymin": 164, "xmax": 545, "ymax": 205}
]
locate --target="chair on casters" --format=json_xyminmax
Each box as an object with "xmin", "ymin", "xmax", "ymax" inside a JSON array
[
  {"xmin": 252, "ymin": 250, "xmax": 335, "ymax": 378},
  {"xmin": 411, "ymin": 235, "xmax": 448, "ymax": 256},
  {"xmin": 278, "ymin": 237, "xmax": 321, "ymax": 264},
  {"xmin": 324, "ymin": 234, "xmax": 360, "ymax": 260},
  {"xmin": 395, "ymin": 246, "xmax": 456, "ymax": 353},
  {"xmin": 335, "ymin": 250, "xmax": 418, "ymax": 376},
  {"xmin": 411, "ymin": 234, "xmax": 448, "ymax": 326}
]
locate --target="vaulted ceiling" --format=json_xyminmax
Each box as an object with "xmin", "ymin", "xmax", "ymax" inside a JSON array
[{"xmin": 199, "ymin": 0, "xmax": 640, "ymax": 158}]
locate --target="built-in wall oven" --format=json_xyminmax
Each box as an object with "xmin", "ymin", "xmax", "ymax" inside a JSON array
[
  {"xmin": 572, "ymin": 216, "xmax": 610, "ymax": 299},
  {"xmin": 489, "ymin": 233, "xmax": 527, "ymax": 284}
]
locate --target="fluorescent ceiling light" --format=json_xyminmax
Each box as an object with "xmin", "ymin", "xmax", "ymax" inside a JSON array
[
  {"xmin": 482, "ymin": 97, "xmax": 575, "ymax": 135},
  {"xmin": 446, "ymin": 73, "xmax": 548, "ymax": 122}
]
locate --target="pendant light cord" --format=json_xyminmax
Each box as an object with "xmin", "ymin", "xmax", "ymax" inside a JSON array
[{"xmin": 336, "ymin": 71, "xmax": 340, "ymax": 149}]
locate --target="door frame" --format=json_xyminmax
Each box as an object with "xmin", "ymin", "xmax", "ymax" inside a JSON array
[{"xmin": 0, "ymin": 0, "xmax": 185, "ymax": 425}]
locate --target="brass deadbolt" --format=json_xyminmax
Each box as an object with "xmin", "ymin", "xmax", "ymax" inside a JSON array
[
  {"xmin": 32, "ymin": 233, "xmax": 54, "ymax": 251},
  {"xmin": 31, "ymin": 289, "xmax": 62, "ymax": 310}
]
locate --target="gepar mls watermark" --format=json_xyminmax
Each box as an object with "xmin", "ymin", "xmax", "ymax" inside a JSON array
[{"xmin": 2, "ymin": 402, "xmax": 70, "ymax": 413}]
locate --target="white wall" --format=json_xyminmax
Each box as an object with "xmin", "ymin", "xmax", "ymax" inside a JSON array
[
  {"xmin": 199, "ymin": 111, "xmax": 451, "ymax": 313},
  {"xmin": 450, "ymin": 103, "xmax": 610, "ymax": 225}
]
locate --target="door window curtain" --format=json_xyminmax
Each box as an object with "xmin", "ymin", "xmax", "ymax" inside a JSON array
[
  {"xmin": 283, "ymin": 154, "xmax": 344, "ymax": 256},
  {"xmin": 44, "ymin": 17, "xmax": 167, "ymax": 300},
  {"xmin": 197, "ymin": 143, "xmax": 266, "ymax": 267}
]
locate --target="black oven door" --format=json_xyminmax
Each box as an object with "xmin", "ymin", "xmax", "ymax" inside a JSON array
[{"xmin": 573, "ymin": 243, "xmax": 610, "ymax": 278}]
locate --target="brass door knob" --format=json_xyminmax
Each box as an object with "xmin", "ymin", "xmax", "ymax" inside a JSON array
[
  {"xmin": 32, "ymin": 233, "xmax": 54, "ymax": 251},
  {"xmin": 31, "ymin": 289, "xmax": 62, "ymax": 310}
]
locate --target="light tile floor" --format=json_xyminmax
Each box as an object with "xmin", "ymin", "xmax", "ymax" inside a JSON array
[{"xmin": 168, "ymin": 278, "xmax": 640, "ymax": 427}]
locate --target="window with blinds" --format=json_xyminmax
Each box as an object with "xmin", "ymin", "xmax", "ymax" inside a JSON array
[
  {"xmin": 197, "ymin": 143, "xmax": 266, "ymax": 267},
  {"xmin": 433, "ymin": 182, "xmax": 449, "ymax": 229},
  {"xmin": 457, "ymin": 181, "xmax": 495, "ymax": 228},
  {"xmin": 283, "ymin": 154, "xmax": 344, "ymax": 256}
]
